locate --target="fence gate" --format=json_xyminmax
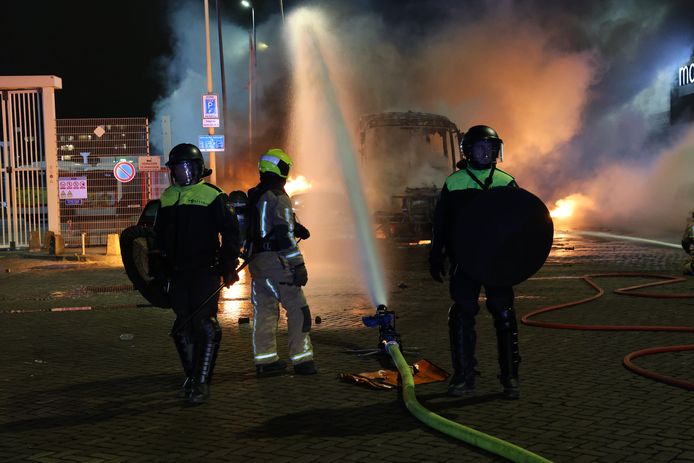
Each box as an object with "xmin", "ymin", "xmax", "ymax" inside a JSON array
[{"xmin": 0, "ymin": 89, "xmax": 47, "ymax": 249}]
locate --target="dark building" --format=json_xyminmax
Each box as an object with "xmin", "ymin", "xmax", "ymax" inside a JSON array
[{"xmin": 670, "ymin": 51, "xmax": 694, "ymax": 125}]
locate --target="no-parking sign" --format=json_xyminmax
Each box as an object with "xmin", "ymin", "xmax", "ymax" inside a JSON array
[{"xmin": 114, "ymin": 161, "xmax": 136, "ymax": 183}]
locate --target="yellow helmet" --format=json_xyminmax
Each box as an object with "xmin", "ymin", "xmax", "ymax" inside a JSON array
[{"xmin": 258, "ymin": 148, "xmax": 293, "ymax": 178}]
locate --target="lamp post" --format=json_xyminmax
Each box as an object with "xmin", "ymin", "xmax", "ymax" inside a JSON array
[
  {"xmin": 203, "ymin": 0, "xmax": 217, "ymax": 184},
  {"xmin": 216, "ymin": 0, "xmax": 230, "ymax": 181},
  {"xmin": 241, "ymin": 0, "xmax": 256, "ymax": 164}
]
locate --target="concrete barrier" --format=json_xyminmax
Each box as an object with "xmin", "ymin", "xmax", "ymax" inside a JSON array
[
  {"xmin": 49, "ymin": 234, "xmax": 64, "ymax": 255},
  {"xmin": 29, "ymin": 231, "xmax": 42, "ymax": 252},
  {"xmin": 106, "ymin": 233, "xmax": 121, "ymax": 256}
]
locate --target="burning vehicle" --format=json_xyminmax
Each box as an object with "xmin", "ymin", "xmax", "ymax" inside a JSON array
[{"xmin": 359, "ymin": 111, "xmax": 461, "ymax": 242}]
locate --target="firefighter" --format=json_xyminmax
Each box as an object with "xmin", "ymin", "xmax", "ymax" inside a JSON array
[
  {"xmin": 246, "ymin": 148, "xmax": 316, "ymax": 376},
  {"xmin": 429, "ymin": 125, "xmax": 521, "ymax": 400},
  {"xmin": 155, "ymin": 143, "xmax": 241, "ymax": 405}
]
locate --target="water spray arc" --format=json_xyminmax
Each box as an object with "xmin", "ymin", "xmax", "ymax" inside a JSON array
[
  {"xmin": 286, "ymin": 10, "xmax": 551, "ymax": 460},
  {"xmin": 287, "ymin": 13, "xmax": 387, "ymax": 307}
]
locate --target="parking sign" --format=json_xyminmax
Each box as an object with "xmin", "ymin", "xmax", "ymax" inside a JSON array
[{"xmin": 202, "ymin": 94, "xmax": 219, "ymax": 119}]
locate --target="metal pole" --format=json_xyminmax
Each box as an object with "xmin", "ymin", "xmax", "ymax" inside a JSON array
[
  {"xmin": 203, "ymin": 0, "xmax": 217, "ymax": 185},
  {"xmin": 252, "ymin": 6, "xmax": 257, "ymax": 157},
  {"xmin": 248, "ymin": 31, "xmax": 253, "ymax": 164},
  {"xmin": 280, "ymin": 0, "xmax": 284, "ymax": 23},
  {"xmin": 216, "ymin": 0, "xmax": 230, "ymax": 182}
]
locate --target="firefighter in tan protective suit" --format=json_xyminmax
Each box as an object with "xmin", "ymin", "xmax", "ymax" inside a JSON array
[{"xmin": 245, "ymin": 148, "xmax": 316, "ymax": 376}]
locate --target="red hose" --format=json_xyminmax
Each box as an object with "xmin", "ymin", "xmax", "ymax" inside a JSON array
[{"xmin": 522, "ymin": 273, "xmax": 694, "ymax": 391}]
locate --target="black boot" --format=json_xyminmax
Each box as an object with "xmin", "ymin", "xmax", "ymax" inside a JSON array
[
  {"xmin": 447, "ymin": 303, "xmax": 478, "ymax": 396},
  {"xmin": 171, "ymin": 327, "xmax": 194, "ymax": 398},
  {"xmin": 494, "ymin": 308, "xmax": 521, "ymax": 400},
  {"xmin": 188, "ymin": 318, "xmax": 222, "ymax": 405},
  {"xmin": 256, "ymin": 360, "xmax": 288, "ymax": 377}
]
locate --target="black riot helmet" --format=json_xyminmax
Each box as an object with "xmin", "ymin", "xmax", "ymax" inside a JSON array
[
  {"xmin": 166, "ymin": 143, "xmax": 212, "ymax": 186},
  {"xmin": 228, "ymin": 190, "xmax": 248, "ymax": 212},
  {"xmin": 460, "ymin": 125, "xmax": 504, "ymax": 169}
]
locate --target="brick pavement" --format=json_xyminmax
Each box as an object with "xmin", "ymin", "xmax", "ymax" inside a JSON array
[{"xmin": 0, "ymin": 234, "xmax": 693, "ymax": 462}]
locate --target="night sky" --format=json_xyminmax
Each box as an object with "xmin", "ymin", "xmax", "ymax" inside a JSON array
[{"xmin": 2, "ymin": 0, "xmax": 290, "ymax": 118}]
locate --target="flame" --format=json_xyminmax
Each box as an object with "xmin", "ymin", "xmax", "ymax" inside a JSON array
[
  {"xmin": 285, "ymin": 175, "xmax": 313, "ymax": 196},
  {"xmin": 549, "ymin": 193, "xmax": 595, "ymax": 226},
  {"xmin": 550, "ymin": 197, "xmax": 577, "ymax": 219}
]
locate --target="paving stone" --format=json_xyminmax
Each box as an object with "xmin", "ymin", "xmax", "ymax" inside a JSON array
[{"xmin": 0, "ymin": 237, "xmax": 692, "ymax": 461}]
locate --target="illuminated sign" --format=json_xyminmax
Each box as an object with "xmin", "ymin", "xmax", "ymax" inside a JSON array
[
  {"xmin": 679, "ymin": 62, "xmax": 694, "ymax": 86},
  {"xmin": 202, "ymin": 94, "xmax": 219, "ymax": 119},
  {"xmin": 198, "ymin": 135, "xmax": 225, "ymax": 152}
]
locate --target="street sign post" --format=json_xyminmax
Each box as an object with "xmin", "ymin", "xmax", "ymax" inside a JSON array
[
  {"xmin": 114, "ymin": 161, "xmax": 136, "ymax": 183},
  {"xmin": 202, "ymin": 94, "xmax": 219, "ymax": 119},
  {"xmin": 198, "ymin": 135, "xmax": 225, "ymax": 152}
]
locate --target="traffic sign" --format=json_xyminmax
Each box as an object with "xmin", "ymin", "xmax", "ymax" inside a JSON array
[
  {"xmin": 138, "ymin": 156, "xmax": 161, "ymax": 172},
  {"xmin": 114, "ymin": 161, "xmax": 136, "ymax": 183},
  {"xmin": 198, "ymin": 135, "xmax": 225, "ymax": 152},
  {"xmin": 202, "ymin": 94, "xmax": 219, "ymax": 119},
  {"xmin": 202, "ymin": 118, "xmax": 220, "ymax": 128}
]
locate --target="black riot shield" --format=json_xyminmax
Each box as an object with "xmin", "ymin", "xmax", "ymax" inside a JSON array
[
  {"xmin": 451, "ymin": 187, "xmax": 553, "ymax": 287},
  {"xmin": 120, "ymin": 225, "xmax": 171, "ymax": 308}
]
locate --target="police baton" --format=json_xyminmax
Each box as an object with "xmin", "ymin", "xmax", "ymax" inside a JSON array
[{"xmin": 169, "ymin": 260, "xmax": 248, "ymax": 337}]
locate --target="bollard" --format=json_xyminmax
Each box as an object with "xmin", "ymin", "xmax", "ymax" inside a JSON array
[
  {"xmin": 106, "ymin": 233, "xmax": 121, "ymax": 256},
  {"xmin": 49, "ymin": 234, "xmax": 65, "ymax": 255},
  {"xmin": 42, "ymin": 231, "xmax": 54, "ymax": 251},
  {"xmin": 29, "ymin": 231, "xmax": 42, "ymax": 252}
]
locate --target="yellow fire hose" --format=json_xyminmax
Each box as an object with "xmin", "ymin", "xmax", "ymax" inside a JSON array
[{"xmin": 385, "ymin": 341, "xmax": 552, "ymax": 463}]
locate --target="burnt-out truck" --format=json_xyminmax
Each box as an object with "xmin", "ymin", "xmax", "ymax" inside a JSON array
[{"xmin": 358, "ymin": 111, "xmax": 461, "ymax": 242}]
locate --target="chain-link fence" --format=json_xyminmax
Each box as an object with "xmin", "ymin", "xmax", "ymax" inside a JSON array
[{"xmin": 56, "ymin": 118, "xmax": 168, "ymax": 247}]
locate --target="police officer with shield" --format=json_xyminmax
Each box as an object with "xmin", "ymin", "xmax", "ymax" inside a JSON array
[
  {"xmin": 429, "ymin": 125, "xmax": 522, "ymax": 400},
  {"xmin": 155, "ymin": 143, "xmax": 241, "ymax": 405}
]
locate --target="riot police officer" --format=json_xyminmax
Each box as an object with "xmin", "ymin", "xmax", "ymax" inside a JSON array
[
  {"xmin": 245, "ymin": 148, "xmax": 316, "ymax": 376},
  {"xmin": 155, "ymin": 143, "xmax": 241, "ymax": 405},
  {"xmin": 429, "ymin": 125, "xmax": 521, "ymax": 400}
]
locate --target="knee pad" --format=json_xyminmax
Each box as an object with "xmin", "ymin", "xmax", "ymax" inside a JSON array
[
  {"xmin": 493, "ymin": 308, "xmax": 517, "ymax": 331},
  {"xmin": 449, "ymin": 301, "xmax": 480, "ymax": 320},
  {"xmin": 300, "ymin": 306, "xmax": 312, "ymax": 332},
  {"xmin": 198, "ymin": 317, "xmax": 222, "ymax": 342}
]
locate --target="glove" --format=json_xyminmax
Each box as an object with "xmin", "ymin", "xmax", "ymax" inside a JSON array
[
  {"xmin": 294, "ymin": 222, "xmax": 310, "ymax": 240},
  {"xmin": 429, "ymin": 257, "xmax": 446, "ymax": 283},
  {"xmin": 292, "ymin": 263, "xmax": 308, "ymax": 286},
  {"xmin": 224, "ymin": 271, "xmax": 239, "ymax": 287},
  {"xmin": 222, "ymin": 259, "xmax": 240, "ymax": 287}
]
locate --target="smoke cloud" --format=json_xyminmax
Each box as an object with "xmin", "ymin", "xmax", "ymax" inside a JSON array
[{"xmin": 154, "ymin": 0, "xmax": 694, "ymax": 238}]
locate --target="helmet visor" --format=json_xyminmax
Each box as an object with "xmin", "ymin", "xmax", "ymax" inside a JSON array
[
  {"xmin": 170, "ymin": 160, "xmax": 200, "ymax": 186},
  {"xmin": 470, "ymin": 139, "xmax": 500, "ymax": 167}
]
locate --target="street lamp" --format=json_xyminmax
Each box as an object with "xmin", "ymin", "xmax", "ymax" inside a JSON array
[{"xmin": 241, "ymin": 0, "xmax": 256, "ymax": 164}]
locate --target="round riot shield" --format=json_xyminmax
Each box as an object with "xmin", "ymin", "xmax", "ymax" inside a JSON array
[
  {"xmin": 120, "ymin": 225, "xmax": 171, "ymax": 308},
  {"xmin": 451, "ymin": 187, "xmax": 553, "ymax": 287}
]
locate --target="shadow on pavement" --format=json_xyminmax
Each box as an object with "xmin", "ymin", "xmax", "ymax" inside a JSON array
[{"xmin": 0, "ymin": 372, "xmax": 185, "ymax": 433}]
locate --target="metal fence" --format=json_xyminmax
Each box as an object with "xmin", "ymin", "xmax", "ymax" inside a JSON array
[
  {"xmin": 0, "ymin": 89, "xmax": 47, "ymax": 249},
  {"xmin": 56, "ymin": 118, "xmax": 168, "ymax": 247}
]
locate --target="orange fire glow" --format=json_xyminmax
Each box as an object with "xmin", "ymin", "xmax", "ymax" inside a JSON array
[
  {"xmin": 549, "ymin": 193, "xmax": 594, "ymax": 226},
  {"xmin": 550, "ymin": 198, "xmax": 576, "ymax": 219},
  {"xmin": 285, "ymin": 175, "xmax": 313, "ymax": 196}
]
